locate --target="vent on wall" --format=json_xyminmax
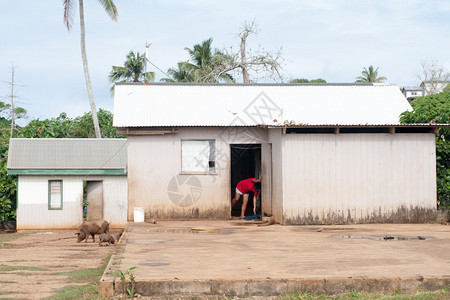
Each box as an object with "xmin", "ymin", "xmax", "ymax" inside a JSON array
[
  {"xmin": 285, "ymin": 126, "xmax": 437, "ymax": 134},
  {"xmin": 285, "ymin": 128, "xmax": 335, "ymax": 134},
  {"xmin": 339, "ymin": 127, "xmax": 391, "ymax": 134}
]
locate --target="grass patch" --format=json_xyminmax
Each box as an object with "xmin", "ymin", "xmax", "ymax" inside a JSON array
[
  {"xmin": 0, "ymin": 266, "xmax": 47, "ymax": 272},
  {"xmin": 10, "ymin": 260, "xmax": 28, "ymax": 262},
  {"xmin": 43, "ymin": 283, "xmax": 98, "ymax": 300},
  {"xmin": 61, "ymin": 266, "xmax": 106, "ymax": 284},
  {"xmin": 280, "ymin": 288, "xmax": 450, "ymax": 299},
  {"xmin": 0, "ymin": 290, "xmax": 27, "ymax": 295},
  {"xmin": 44, "ymin": 254, "xmax": 111, "ymax": 300},
  {"xmin": 0, "ymin": 232, "xmax": 35, "ymax": 248},
  {"xmin": 0, "ymin": 281, "xmax": 16, "ymax": 283}
]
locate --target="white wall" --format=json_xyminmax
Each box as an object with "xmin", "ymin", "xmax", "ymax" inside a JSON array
[
  {"xmin": 281, "ymin": 133, "xmax": 437, "ymax": 224},
  {"xmin": 17, "ymin": 175, "xmax": 127, "ymax": 230},
  {"xmin": 422, "ymin": 82, "xmax": 449, "ymax": 95},
  {"xmin": 127, "ymin": 127, "xmax": 269, "ymax": 220},
  {"xmin": 404, "ymin": 90, "xmax": 423, "ymax": 98}
]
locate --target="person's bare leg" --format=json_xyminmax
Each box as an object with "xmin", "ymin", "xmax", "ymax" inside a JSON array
[
  {"xmin": 231, "ymin": 193, "xmax": 241, "ymax": 208},
  {"xmin": 240, "ymin": 194, "xmax": 249, "ymax": 218}
]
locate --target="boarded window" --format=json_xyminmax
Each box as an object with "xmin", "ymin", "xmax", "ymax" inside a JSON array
[
  {"xmin": 181, "ymin": 140, "xmax": 215, "ymax": 173},
  {"xmin": 48, "ymin": 180, "xmax": 63, "ymax": 210}
]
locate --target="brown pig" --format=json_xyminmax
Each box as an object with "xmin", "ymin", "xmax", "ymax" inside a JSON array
[
  {"xmin": 75, "ymin": 219, "xmax": 109, "ymax": 243},
  {"xmin": 98, "ymin": 233, "xmax": 115, "ymax": 246}
]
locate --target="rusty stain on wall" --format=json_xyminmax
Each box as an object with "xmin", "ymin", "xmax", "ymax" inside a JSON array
[
  {"xmin": 283, "ymin": 206, "xmax": 437, "ymax": 225},
  {"xmin": 145, "ymin": 206, "xmax": 230, "ymax": 221}
]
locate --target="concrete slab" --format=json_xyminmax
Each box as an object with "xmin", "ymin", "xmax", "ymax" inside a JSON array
[{"xmin": 100, "ymin": 221, "xmax": 450, "ymax": 298}]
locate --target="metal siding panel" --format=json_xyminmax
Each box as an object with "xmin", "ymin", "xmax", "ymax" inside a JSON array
[
  {"xmin": 268, "ymin": 129, "xmax": 283, "ymax": 223},
  {"xmin": 261, "ymin": 143, "xmax": 272, "ymax": 216},
  {"xmin": 282, "ymin": 133, "xmax": 437, "ymax": 224}
]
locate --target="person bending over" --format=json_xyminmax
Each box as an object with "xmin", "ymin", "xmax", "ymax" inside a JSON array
[{"xmin": 231, "ymin": 178, "xmax": 261, "ymax": 218}]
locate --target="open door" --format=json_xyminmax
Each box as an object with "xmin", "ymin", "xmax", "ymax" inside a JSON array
[
  {"xmin": 230, "ymin": 144, "xmax": 261, "ymax": 217},
  {"xmin": 85, "ymin": 181, "xmax": 103, "ymax": 220}
]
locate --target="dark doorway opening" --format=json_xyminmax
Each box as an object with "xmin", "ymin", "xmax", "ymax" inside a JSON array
[{"xmin": 230, "ymin": 144, "xmax": 261, "ymax": 217}]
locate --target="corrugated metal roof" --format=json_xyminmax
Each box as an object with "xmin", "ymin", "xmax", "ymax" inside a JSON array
[
  {"xmin": 7, "ymin": 138, "xmax": 127, "ymax": 170},
  {"xmin": 113, "ymin": 83, "xmax": 413, "ymax": 127}
]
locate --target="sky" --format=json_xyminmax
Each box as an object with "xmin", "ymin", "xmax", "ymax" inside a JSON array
[{"xmin": 1, "ymin": 0, "xmax": 449, "ymax": 126}]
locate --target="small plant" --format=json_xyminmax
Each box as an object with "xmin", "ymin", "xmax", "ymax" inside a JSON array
[
  {"xmin": 118, "ymin": 266, "xmax": 137, "ymax": 299},
  {"xmin": 394, "ymin": 289, "xmax": 403, "ymax": 295}
]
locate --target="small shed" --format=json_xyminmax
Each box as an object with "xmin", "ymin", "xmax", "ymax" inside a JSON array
[
  {"xmin": 113, "ymin": 83, "xmax": 439, "ymax": 225},
  {"xmin": 7, "ymin": 138, "xmax": 128, "ymax": 230}
]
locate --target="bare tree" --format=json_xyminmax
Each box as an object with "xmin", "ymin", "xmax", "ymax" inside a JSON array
[
  {"xmin": 234, "ymin": 21, "xmax": 284, "ymax": 83},
  {"xmin": 418, "ymin": 60, "xmax": 449, "ymax": 95},
  {"xmin": 211, "ymin": 21, "xmax": 284, "ymax": 83}
]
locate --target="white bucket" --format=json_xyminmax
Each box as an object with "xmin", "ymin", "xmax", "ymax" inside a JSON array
[{"xmin": 133, "ymin": 207, "xmax": 145, "ymax": 222}]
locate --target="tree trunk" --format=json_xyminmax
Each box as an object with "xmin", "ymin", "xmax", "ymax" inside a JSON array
[
  {"xmin": 240, "ymin": 33, "xmax": 250, "ymax": 84},
  {"xmin": 79, "ymin": 0, "xmax": 101, "ymax": 138}
]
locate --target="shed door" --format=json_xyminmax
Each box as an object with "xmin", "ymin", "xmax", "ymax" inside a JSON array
[{"xmin": 86, "ymin": 181, "xmax": 103, "ymax": 220}]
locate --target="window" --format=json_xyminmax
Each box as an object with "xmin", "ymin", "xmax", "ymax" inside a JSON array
[
  {"xmin": 181, "ymin": 140, "xmax": 215, "ymax": 173},
  {"xmin": 48, "ymin": 180, "xmax": 63, "ymax": 210}
]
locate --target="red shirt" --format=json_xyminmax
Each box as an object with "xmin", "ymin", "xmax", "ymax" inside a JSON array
[{"xmin": 236, "ymin": 178, "xmax": 259, "ymax": 199}]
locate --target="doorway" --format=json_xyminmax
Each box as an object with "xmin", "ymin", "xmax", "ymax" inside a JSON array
[
  {"xmin": 83, "ymin": 181, "xmax": 103, "ymax": 220},
  {"xmin": 230, "ymin": 144, "xmax": 261, "ymax": 217}
]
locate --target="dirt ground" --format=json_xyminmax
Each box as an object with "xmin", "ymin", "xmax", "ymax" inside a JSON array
[{"xmin": 0, "ymin": 229, "xmax": 120, "ymax": 300}]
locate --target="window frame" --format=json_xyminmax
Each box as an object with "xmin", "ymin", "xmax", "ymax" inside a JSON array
[
  {"xmin": 48, "ymin": 180, "xmax": 63, "ymax": 210},
  {"xmin": 180, "ymin": 139, "xmax": 216, "ymax": 175}
]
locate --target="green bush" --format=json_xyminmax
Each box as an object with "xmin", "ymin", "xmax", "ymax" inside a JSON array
[
  {"xmin": 0, "ymin": 154, "xmax": 17, "ymax": 221},
  {"xmin": 400, "ymin": 91, "xmax": 450, "ymax": 209}
]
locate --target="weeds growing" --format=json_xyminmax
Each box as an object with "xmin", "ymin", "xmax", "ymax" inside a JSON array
[{"xmin": 118, "ymin": 266, "xmax": 137, "ymax": 299}]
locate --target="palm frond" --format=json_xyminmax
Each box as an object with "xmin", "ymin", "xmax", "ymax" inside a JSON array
[
  {"xmin": 97, "ymin": 0, "xmax": 118, "ymax": 21},
  {"xmin": 63, "ymin": 0, "xmax": 76, "ymax": 30}
]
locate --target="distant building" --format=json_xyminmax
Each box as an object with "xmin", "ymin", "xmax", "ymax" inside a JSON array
[
  {"xmin": 402, "ymin": 86, "xmax": 423, "ymax": 102},
  {"xmin": 420, "ymin": 81, "xmax": 450, "ymax": 96}
]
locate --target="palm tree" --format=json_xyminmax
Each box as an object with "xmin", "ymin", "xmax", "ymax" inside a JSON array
[
  {"xmin": 184, "ymin": 38, "xmax": 234, "ymax": 83},
  {"xmin": 355, "ymin": 65, "xmax": 387, "ymax": 83},
  {"xmin": 163, "ymin": 39, "xmax": 234, "ymax": 83},
  {"xmin": 161, "ymin": 62, "xmax": 196, "ymax": 83},
  {"xmin": 109, "ymin": 51, "xmax": 155, "ymax": 93},
  {"xmin": 63, "ymin": 0, "xmax": 118, "ymax": 138}
]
